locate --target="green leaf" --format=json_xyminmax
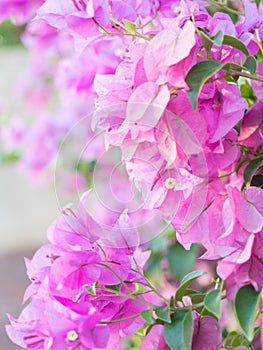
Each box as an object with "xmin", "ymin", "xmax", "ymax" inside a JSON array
[
  {"xmin": 200, "ymin": 31, "xmax": 213, "ymax": 52},
  {"xmin": 167, "ymin": 242, "xmax": 198, "ymax": 281},
  {"xmin": 244, "ymin": 156, "xmax": 263, "ymax": 186},
  {"xmin": 213, "ymin": 30, "xmax": 224, "ymax": 46},
  {"xmin": 234, "ymin": 284, "xmax": 261, "ymax": 341},
  {"xmin": 184, "ymin": 289, "xmax": 198, "ymax": 296},
  {"xmin": 186, "ymin": 60, "xmax": 224, "ymax": 110},
  {"xmin": 251, "ymin": 174, "xmax": 263, "ymax": 187},
  {"xmin": 155, "ymin": 306, "xmax": 171, "ymax": 323},
  {"xmin": 175, "ymin": 270, "xmax": 207, "ymax": 301},
  {"xmin": 254, "ymin": 326, "xmax": 262, "ymax": 337},
  {"xmin": 110, "ymin": 16, "xmax": 124, "ymax": 28},
  {"xmin": 86, "ymin": 282, "xmax": 96, "ymax": 294},
  {"xmin": 243, "ymin": 56, "xmax": 257, "ymax": 74},
  {"xmin": 104, "ymin": 284, "xmax": 121, "ymax": 292},
  {"xmin": 0, "ymin": 151, "xmax": 20, "ymax": 163},
  {"xmin": 200, "ymin": 30, "xmax": 224, "ymax": 52},
  {"xmin": 76, "ymin": 159, "xmax": 96, "ymax": 177},
  {"xmin": 141, "ymin": 310, "xmax": 155, "ymax": 325},
  {"xmin": 240, "ymin": 80, "xmax": 256, "ymax": 101},
  {"xmin": 191, "ymin": 293, "xmax": 205, "ymax": 304},
  {"xmin": 134, "ymin": 282, "xmax": 147, "ymax": 294},
  {"xmin": 223, "ymin": 35, "xmax": 249, "ymax": 56},
  {"xmin": 0, "ymin": 20, "xmax": 24, "ymax": 47},
  {"xmin": 232, "ymin": 337, "xmax": 242, "ymax": 347},
  {"xmin": 144, "ymin": 255, "xmax": 162, "ymax": 283},
  {"xmin": 191, "ymin": 293, "xmax": 205, "ymax": 313},
  {"xmin": 170, "ymin": 296, "xmax": 175, "ymax": 308},
  {"xmin": 122, "ymin": 19, "xmax": 136, "ymax": 34},
  {"xmin": 224, "ymin": 330, "xmax": 239, "ymax": 347},
  {"xmin": 235, "ymin": 159, "xmax": 249, "ymax": 175},
  {"xmin": 204, "ymin": 289, "xmax": 221, "ymax": 319},
  {"xmin": 164, "ymin": 310, "xmax": 194, "ymax": 350},
  {"xmin": 241, "ymin": 339, "xmax": 250, "ymax": 347}
]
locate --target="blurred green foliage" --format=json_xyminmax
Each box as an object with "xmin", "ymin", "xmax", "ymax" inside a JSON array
[
  {"xmin": 167, "ymin": 242, "xmax": 198, "ymax": 281},
  {"xmin": 0, "ymin": 20, "xmax": 24, "ymax": 47}
]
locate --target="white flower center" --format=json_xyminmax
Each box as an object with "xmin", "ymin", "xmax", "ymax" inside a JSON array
[
  {"xmin": 165, "ymin": 177, "xmax": 176, "ymax": 190},
  {"xmin": 66, "ymin": 330, "xmax": 79, "ymax": 342},
  {"xmin": 174, "ymin": 6, "xmax": 181, "ymax": 13}
]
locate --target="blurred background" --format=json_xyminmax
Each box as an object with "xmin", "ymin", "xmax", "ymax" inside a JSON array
[{"xmin": 0, "ymin": 21, "xmax": 60, "ymax": 349}]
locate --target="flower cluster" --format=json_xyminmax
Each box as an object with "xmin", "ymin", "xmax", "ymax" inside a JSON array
[
  {"xmin": 2, "ymin": 0, "xmax": 263, "ymax": 349},
  {"xmin": 91, "ymin": 0, "xmax": 263, "ymax": 298},
  {"xmin": 6, "ymin": 192, "xmax": 154, "ymax": 349},
  {"xmin": 0, "ymin": 0, "xmax": 44, "ymax": 24}
]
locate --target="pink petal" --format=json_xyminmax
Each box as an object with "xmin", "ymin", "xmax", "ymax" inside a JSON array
[{"xmin": 126, "ymin": 82, "xmax": 170, "ymax": 127}]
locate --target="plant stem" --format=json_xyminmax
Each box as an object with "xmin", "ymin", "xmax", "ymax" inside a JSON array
[
  {"xmin": 131, "ymin": 258, "xmax": 170, "ymax": 306},
  {"xmin": 229, "ymin": 70, "xmax": 263, "ymax": 82},
  {"xmin": 92, "ymin": 18, "xmax": 151, "ymax": 41},
  {"xmin": 206, "ymin": 0, "xmax": 244, "ymax": 15},
  {"xmin": 255, "ymin": 29, "xmax": 263, "ymax": 56},
  {"xmin": 97, "ymin": 262, "xmax": 133, "ymax": 293},
  {"xmin": 100, "ymin": 312, "xmax": 142, "ymax": 324},
  {"xmin": 94, "ymin": 287, "xmax": 158, "ymax": 308}
]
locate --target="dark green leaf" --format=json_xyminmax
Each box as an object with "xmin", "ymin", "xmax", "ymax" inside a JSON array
[
  {"xmin": 251, "ymin": 174, "xmax": 263, "ymax": 188},
  {"xmin": 175, "ymin": 270, "xmax": 207, "ymax": 301},
  {"xmin": 244, "ymin": 156, "xmax": 263, "ymax": 186},
  {"xmin": 190, "ymin": 293, "xmax": 205, "ymax": 313},
  {"xmin": 200, "ymin": 30, "xmax": 224, "ymax": 52},
  {"xmin": 170, "ymin": 296, "xmax": 175, "ymax": 308},
  {"xmin": 234, "ymin": 284, "xmax": 260, "ymax": 341},
  {"xmin": 223, "ymin": 62, "xmax": 243, "ymax": 73},
  {"xmin": 184, "ymin": 289, "xmax": 198, "ymax": 296},
  {"xmin": 222, "ymin": 62, "xmax": 242, "ymax": 82},
  {"xmin": 190, "ymin": 292, "xmax": 218, "ymax": 317},
  {"xmin": 224, "ymin": 331, "xmax": 239, "ymax": 347},
  {"xmin": 235, "ymin": 159, "xmax": 249, "ymax": 175},
  {"xmin": 244, "ymin": 56, "xmax": 257, "ymax": 74},
  {"xmin": 204, "ymin": 289, "xmax": 221, "ymax": 319},
  {"xmin": 167, "ymin": 242, "xmax": 198, "ymax": 281},
  {"xmin": 141, "ymin": 310, "xmax": 155, "ymax": 325},
  {"xmin": 213, "ymin": 30, "xmax": 224, "ymax": 46},
  {"xmin": 104, "ymin": 284, "xmax": 121, "ymax": 292},
  {"xmin": 200, "ymin": 31, "xmax": 213, "ymax": 52},
  {"xmin": 191, "ymin": 293, "xmax": 205, "ymax": 305},
  {"xmin": 164, "ymin": 310, "xmax": 194, "ymax": 350},
  {"xmin": 186, "ymin": 60, "xmax": 224, "ymax": 110},
  {"xmin": 223, "ymin": 35, "xmax": 249, "ymax": 56},
  {"xmin": 155, "ymin": 306, "xmax": 171, "ymax": 323},
  {"xmin": 180, "ymin": 270, "xmax": 206, "ymax": 286}
]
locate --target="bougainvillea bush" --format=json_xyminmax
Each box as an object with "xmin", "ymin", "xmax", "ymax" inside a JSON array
[{"xmin": 1, "ymin": 0, "xmax": 263, "ymax": 349}]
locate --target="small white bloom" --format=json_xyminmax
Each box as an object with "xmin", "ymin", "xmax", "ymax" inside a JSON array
[
  {"xmin": 173, "ymin": 6, "xmax": 181, "ymax": 13},
  {"xmin": 165, "ymin": 177, "xmax": 176, "ymax": 190},
  {"xmin": 66, "ymin": 330, "xmax": 79, "ymax": 342}
]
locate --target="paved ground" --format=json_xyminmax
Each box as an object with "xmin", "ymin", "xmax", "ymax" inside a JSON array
[
  {"xmin": 0, "ymin": 48, "xmax": 61, "ymax": 349},
  {"xmin": 0, "ymin": 249, "xmax": 34, "ymax": 349},
  {"xmin": 0, "ymin": 166, "xmax": 60, "ymax": 350}
]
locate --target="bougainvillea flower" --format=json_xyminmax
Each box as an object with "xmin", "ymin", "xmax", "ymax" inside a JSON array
[{"xmin": 239, "ymin": 100, "xmax": 263, "ymax": 148}]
